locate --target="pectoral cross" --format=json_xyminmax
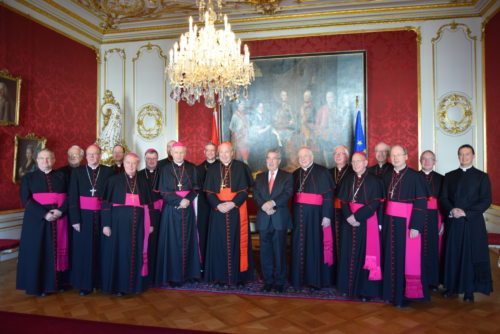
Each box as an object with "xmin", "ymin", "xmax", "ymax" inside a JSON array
[
  {"xmin": 131, "ymin": 194, "xmax": 136, "ymax": 204},
  {"xmin": 177, "ymin": 182, "xmax": 183, "ymax": 191},
  {"xmin": 90, "ymin": 187, "xmax": 96, "ymax": 197},
  {"xmin": 221, "ymin": 183, "xmax": 225, "ymax": 191},
  {"xmin": 389, "ymin": 189, "xmax": 394, "ymax": 199}
]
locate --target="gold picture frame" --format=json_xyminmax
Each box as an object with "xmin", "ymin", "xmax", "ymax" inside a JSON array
[
  {"xmin": 13, "ymin": 133, "xmax": 47, "ymax": 183},
  {"xmin": 0, "ymin": 69, "xmax": 22, "ymax": 126}
]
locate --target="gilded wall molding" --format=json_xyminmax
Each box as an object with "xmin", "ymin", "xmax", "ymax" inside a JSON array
[
  {"xmin": 431, "ymin": 21, "xmax": 477, "ymax": 43},
  {"xmin": 132, "ymin": 43, "xmax": 168, "ymax": 63},
  {"xmin": 104, "ymin": 48, "xmax": 126, "ymax": 61}
]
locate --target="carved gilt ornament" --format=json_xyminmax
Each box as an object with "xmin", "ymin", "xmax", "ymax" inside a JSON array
[
  {"xmin": 437, "ymin": 93, "xmax": 473, "ymax": 135},
  {"xmin": 137, "ymin": 104, "xmax": 163, "ymax": 140}
]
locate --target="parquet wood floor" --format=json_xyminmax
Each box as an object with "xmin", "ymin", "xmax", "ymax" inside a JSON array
[{"xmin": 1, "ymin": 252, "xmax": 500, "ymax": 333}]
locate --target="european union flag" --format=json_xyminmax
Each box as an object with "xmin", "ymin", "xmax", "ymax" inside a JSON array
[{"xmin": 354, "ymin": 110, "xmax": 366, "ymax": 153}]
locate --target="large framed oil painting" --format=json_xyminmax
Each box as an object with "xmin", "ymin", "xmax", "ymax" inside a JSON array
[{"xmin": 220, "ymin": 51, "xmax": 366, "ymax": 174}]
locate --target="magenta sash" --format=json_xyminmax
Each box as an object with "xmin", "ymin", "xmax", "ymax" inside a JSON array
[
  {"xmin": 350, "ymin": 202, "xmax": 382, "ymax": 280},
  {"xmin": 112, "ymin": 193, "xmax": 151, "ymax": 277},
  {"xmin": 294, "ymin": 192, "xmax": 323, "ymax": 206},
  {"xmin": 176, "ymin": 191, "xmax": 190, "ymax": 198},
  {"xmin": 427, "ymin": 197, "xmax": 444, "ymax": 257},
  {"xmin": 385, "ymin": 201, "xmax": 423, "ymax": 298},
  {"xmin": 80, "ymin": 196, "xmax": 102, "ymax": 210},
  {"xmin": 153, "ymin": 199, "xmax": 164, "ymax": 211},
  {"xmin": 295, "ymin": 192, "xmax": 332, "ymax": 266},
  {"xmin": 32, "ymin": 192, "xmax": 69, "ymax": 272},
  {"xmin": 323, "ymin": 225, "xmax": 333, "ymax": 266}
]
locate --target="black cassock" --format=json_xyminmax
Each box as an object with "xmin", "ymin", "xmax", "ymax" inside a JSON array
[
  {"xmin": 368, "ymin": 162, "xmax": 393, "ymax": 178},
  {"xmin": 419, "ymin": 170, "xmax": 444, "ymax": 287},
  {"xmin": 291, "ymin": 163, "xmax": 335, "ymax": 289},
  {"xmin": 381, "ymin": 167, "xmax": 428, "ymax": 306},
  {"xmin": 57, "ymin": 164, "xmax": 78, "ymax": 184},
  {"xmin": 204, "ymin": 160, "xmax": 254, "ymax": 285},
  {"xmin": 337, "ymin": 171, "xmax": 383, "ymax": 299},
  {"xmin": 17, "ymin": 169, "xmax": 69, "ymax": 295},
  {"xmin": 440, "ymin": 167, "xmax": 492, "ymax": 295},
  {"xmin": 138, "ymin": 167, "xmax": 162, "ymax": 283},
  {"xmin": 155, "ymin": 161, "xmax": 200, "ymax": 285},
  {"xmin": 330, "ymin": 165, "xmax": 353, "ymax": 283},
  {"xmin": 196, "ymin": 160, "xmax": 217, "ymax": 270},
  {"xmin": 68, "ymin": 164, "xmax": 113, "ymax": 292},
  {"xmin": 101, "ymin": 173, "xmax": 153, "ymax": 294}
]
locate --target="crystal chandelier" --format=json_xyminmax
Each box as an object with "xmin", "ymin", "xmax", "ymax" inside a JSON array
[{"xmin": 166, "ymin": 0, "xmax": 255, "ymax": 108}]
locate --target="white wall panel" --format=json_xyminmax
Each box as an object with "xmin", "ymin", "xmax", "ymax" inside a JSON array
[{"xmin": 103, "ymin": 49, "xmax": 126, "ymax": 137}]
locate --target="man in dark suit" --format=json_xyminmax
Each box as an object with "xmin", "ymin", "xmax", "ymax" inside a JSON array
[{"xmin": 253, "ymin": 148, "xmax": 293, "ymax": 293}]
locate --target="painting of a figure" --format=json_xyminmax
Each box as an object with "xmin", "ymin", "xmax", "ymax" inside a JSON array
[
  {"xmin": 221, "ymin": 52, "xmax": 366, "ymax": 174},
  {"xmin": 13, "ymin": 134, "xmax": 47, "ymax": 183},
  {"xmin": 0, "ymin": 70, "xmax": 21, "ymax": 126}
]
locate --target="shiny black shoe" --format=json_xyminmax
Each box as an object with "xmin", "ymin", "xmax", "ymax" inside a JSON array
[
  {"xmin": 79, "ymin": 290, "xmax": 91, "ymax": 296},
  {"xmin": 274, "ymin": 285, "xmax": 285, "ymax": 293},
  {"xmin": 361, "ymin": 296, "xmax": 372, "ymax": 302},
  {"xmin": 261, "ymin": 284, "xmax": 273, "ymax": 292},
  {"xmin": 463, "ymin": 293, "xmax": 474, "ymax": 303},
  {"xmin": 37, "ymin": 292, "xmax": 47, "ymax": 297}
]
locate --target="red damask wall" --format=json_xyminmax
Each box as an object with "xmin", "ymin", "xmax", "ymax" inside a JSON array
[
  {"xmin": 179, "ymin": 30, "xmax": 418, "ymax": 168},
  {"xmin": 0, "ymin": 6, "xmax": 97, "ymax": 211},
  {"xmin": 485, "ymin": 10, "xmax": 500, "ymax": 205}
]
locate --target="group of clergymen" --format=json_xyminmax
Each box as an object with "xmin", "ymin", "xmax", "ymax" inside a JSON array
[{"xmin": 16, "ymin": 139, "xmax": 492, "ymax": 308}]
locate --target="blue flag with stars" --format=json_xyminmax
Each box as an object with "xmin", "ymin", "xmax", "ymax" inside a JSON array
[{"xmin": 354, "ymin": 110, "xmax": 366, "ymax": 153}]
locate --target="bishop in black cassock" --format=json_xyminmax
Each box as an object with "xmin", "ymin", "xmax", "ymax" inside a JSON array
[
  {"xmin": 381, "ymin": 146, "xmax": 428, "ymax": 307},
  {"xmin": 291, "ymin": 147, "xmax": 335, "ymax": 289},
  {"xmin": 17, "ymin": 149, "xmax": 69, "ymax": 296},
  {"xmin": 68, "ymin": 144, "xmax": 113, "ymax": 295},
  {"xmin": 138, "ymin": 148, "xmax": 163, "ymax": 284},
  {"xmin": 440, "ymin": 145, "xmax": 492, "ymax": 302},
  {"xmin": 195, "ymin": 143, "xmax": 218, "ymax": 272},
  {"xmin": 418, "ymin": 150, "xmax": 444, "ymax": 289},
  {"xmin": 204, "ymin": 142, "xmax": 254, "ymax": 286},
  {"xmin": 330, "ymin": 145, "xmax": 353, "ymax": 284},
  {"xmin": 337, "ymin": 152, "xmax": 383, "ymax": 300},
  {"xmin": 155, "ymin": 142, "xmax": 201, "ymax": 286},
  {"xmin": 101, "ymin": 153, "xmax": 153, "ymax": 295}
]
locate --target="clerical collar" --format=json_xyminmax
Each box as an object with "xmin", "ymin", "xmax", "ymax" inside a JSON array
[
  {"xmin": 43, "ymin": 169, "xmax": 52, "ymax": 174},
  {"xmin": 222, "ymin": 160, "xmax": 232, "ymax": 167},
  {"xmin": 337, "ymin": 165, "xmax": 346, "ymax": 172},
  {"xmin": 174, "ymin": 161, "xmax": 184, "ymax": 167},
  {"xmin": 422, "ymin": 169, "xmax": 433, "ymax": 175},
  {"xmin": 88, "ymin": 164, "xmax": 99, "ymax": 170},
  {"xmin": 356, "ymin": 170, "xmax": 367, "ymax": 178},
  {"xmin": 460, "ymin": 165, "xmax": 473, "ymax": 172},
  {"xmin": 115, "ymin": 163, "xmax": 122, "ymax": 167},
  {"xmin": 378, "ymin": 162, "xmax": 386, "ymax": 168},
  {"xmin": 148, "ymin": 168, "xmax": 156, "ymax": 173},
  {"xmin": 302, "ymin": 162, "xmax": 314, "ymax": 171},
  {"xmin": 206, "ymin": 159, "xmax": 216, "ymax": 164},
  {"xmin": 394, "ymin": 165, "xmax": 407, "ymax": 173}
]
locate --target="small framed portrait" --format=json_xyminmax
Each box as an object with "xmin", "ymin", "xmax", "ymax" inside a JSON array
[
  {"xmin": 0, "ymin": 69, "xmax": 21, "ymax": 126},
  {"xmin": 13, "ymin": 133, "xmax": 47, "ymax": 183}
]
